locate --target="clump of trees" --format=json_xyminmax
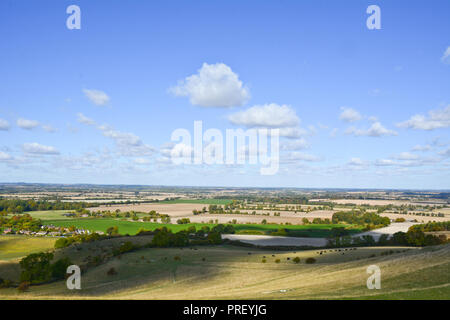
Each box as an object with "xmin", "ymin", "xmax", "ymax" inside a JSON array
[
  {"xmin": 0, "ymin": 214, "xmax": 42, "ymax": 232},
  {"xmin": 151, "ymin": 227, "xmax": 190, "ymax": 247},
  {"xmin": 176, "ymin": 218, "xmax": 191, "ymax": 224},
  {"xmin": 332, "ymin": 210, "xmax": 390, "ymax": 230},
  {"xmin": 19, "ymin": 252, "xmax": 72, "ymax": 285},
  {"xmin": 112, "ymin": 241, "xmax": 138, "ymax": 256},
  {"xmin": 54, "ymin": 232, "xmax": 107, "ymax": 249},
  {"xmin": 409, "ymin": 221, "xmax": 450, "ymax": 232},
  {"xmin": 327, "ymin": 222, "xmax": 449, "ymax": 248},
  {"xmin": 0, "ymin": 199, "xmax": 97, "ymax": 215},
  {"xmin": 391, "ymin": 230, "xmax": 447, "ymax": 247}
]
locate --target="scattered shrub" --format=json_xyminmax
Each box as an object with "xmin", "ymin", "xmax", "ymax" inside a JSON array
[
  {"xmin": 107, "ymin": 267, "xmax": 117, "ymax": 276},
  {"xmin": 305, "ymin": 257, "xmax": 316, "ymax": 264},
  {"xmin": 17, "ymin": 281, "xmax": 30, "ymax": 292}
]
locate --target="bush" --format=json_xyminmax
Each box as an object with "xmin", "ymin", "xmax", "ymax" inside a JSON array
[
  {"xmin": 106, "ymin": 267, "xmax": 117, "ymax": 276},
  {"xmin": 275, "ymin": 259, "xmax": 280, "ymax": 263},
  {"xmin": 293, "ymin": 257, "xmax": 300, "ymax": 264},
  {"xmin": 19, "ymin": 252, "xmax": 54, "ymax": 284},
  {"xmin": 207, "ymin": 231, "xmax": 222, "ymax": 244},
  {"xmin": 17, "ymin": 281, "xmax": 30, "ymax": 292},
  {"xmin": 261, "ymin": 259, "xmax": 267, "ymax": 263},
  {"xmin": 0, "ymin": 278, "xmax": 12, "ymax": 288},
  {"xmin": 51, "ymin": 257, "xmax": 72, "ymax": 280},
  {"xmin": 305, "ymin": 257, "xmax": 316, "ymax": 264}
]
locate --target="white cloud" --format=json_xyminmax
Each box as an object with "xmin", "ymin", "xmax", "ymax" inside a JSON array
[
  {"xmin": 280, "ymin": 138, "xmax": 309, "ymax": 151},
  {"xmin": 439, "ymin": 148, "xmax": 450, "ymax": 158},
  {"xmin": 412, "ymin": 144, "xmax": 432, "ymax": 152},
  {"xmin": 287, "ymin": 152, "xmax": 321, "ymax": 162},
  {"xmin": 329, "ymin": 128, "xmax": 338, "ymax": 137},
  {"xmin": 393, "ymin": 152, "xmax": 419, "ymax": 160},
  {"xmin": 228, "ymin": 104, "xmax": 300, "ymax": 128},
  {"xmin": 77, "ymin": 113, "xmax": 96, "ymax": 126},
  {"xmin": 441, "ymin": 46, "xmax": 450, "ymax": 64},
  {"xmin": 375, "ymin": 159, "xmax": 396, "ymax": 166},
  {"xmin": 170, "ymin": 63, "xmax": 250, "ymax": 107},
  {"xmin": 0, "ymin": 119, "xmax": 10, "ymax": 131},
  {"xmin": 0, "ymin": 151, "xmax": 12, "ymax": 161},
  {"xmin": 83, "ymin": 89, "xmax": 110, "ymax": 106},
  {"xmin": 348, "ymin": 157, "xmax": 364, "ymax": 166},
  {"xmin": 346, "ymin": 122, "xmax": 397, "ymax": 137},
  {"xmin": 339, "ymin": 107, "xmax": 362, "ymax": 122},
  {"xmin": 134, "ymin": 158, "xmax": 151, "ymax": 165},
  {"xmin": 100, "ymin": 126, "xmax": 154, "ymax": 157},
  {"xmin": 17, "ymin": 118, "xmax": 40, "ymax": 130},
  {"xmin": 278, "ymin": 127, "xmax": 308, "ymax": 139},
  {"xmin": 42, "ymin": 125, "xmax": 57, "ymax": 133},
  {"xmin": 22, "ymin": 143, "xmax": 59, "ymax": 155},
  {"xmin": 101, "ymin": 128, "xmax": 142, "ymax": 146},
  {"xmin": 397, "ymin": 105, "xmax": 450, "ymax": 130},
  {"xmin": 228, "ymin": 104, "xmax": 307, "ymax": 139}
]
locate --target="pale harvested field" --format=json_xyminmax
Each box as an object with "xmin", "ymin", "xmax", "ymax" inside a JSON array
[
  {"xmin": 91, "ymin": 203, "xmax": 336, "ymax": 223},
  {"xmin": 222, "ymin": 222, "xmax": 418, "ymax": 247},
  {"xmin": 320, "ymin": 199, "xmax": 446, "ymax": 206},
  {"xmin": 190, "ymin": 211, "xmax": 334, "ymax": 224},
  {"xmin": 355, "ymin": 222, "xmax": 419, "ymax": 240},
  {"xmin": 91, "ymin": 203, "xmax": 207, "ymax": 217},
  {"xmin": 190, "ymin": 214, "xmax": 302, "ymax": 224},
  {"xmin": 381, "ymin": 213, "xmax": 450, "ymax": 223},
  {"xmin": 2, "ymin": 244, "xmax": 448, "ymax": 300}
]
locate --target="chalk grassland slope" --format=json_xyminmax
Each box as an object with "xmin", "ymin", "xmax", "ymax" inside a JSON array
[
  {"xmin": 1, "ymin": 243, "xmax": 449, "ymax": 300},
  {"xmin": 42, "ymin": 218, "xmax": 357, "ymax": 237}
]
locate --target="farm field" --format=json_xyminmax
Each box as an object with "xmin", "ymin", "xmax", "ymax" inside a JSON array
[
  {"xmin": 43, "ymin": 218, "xmax": 359, "ymax": 237},
  {"xmin": 91, "ymin": 203, "xmax": 210, "ymax": 218},
  {"xmin": 0, "ymin": 241, "xmax": 448, "ymax": 300},
  {"xmin": 380, "ymin": 212, "xmax": 449, "ymax": 223},
  {"xmin": 22, "ymin": 210, "xmax": 76, "ymax": 221},
  {"xmin": 189, "ymin": 211, "xmax": 337, "ymax": 225},
  {"xmin": 0, "ymin": 235, "xmax": 56, "ymax": 260},
  {"xmin": 317, "ymin": 199, "xmax": 447, "ymax": 206}
]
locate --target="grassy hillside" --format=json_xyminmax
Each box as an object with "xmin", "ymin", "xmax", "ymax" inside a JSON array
[{"xmin": 1, "ymin": 240, "xmax": 448, "ymax": 299}]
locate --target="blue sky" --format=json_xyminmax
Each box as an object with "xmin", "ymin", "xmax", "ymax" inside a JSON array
[{"xmin": 0, "ymin": 0, "xmax": 449, "ymax": 189}]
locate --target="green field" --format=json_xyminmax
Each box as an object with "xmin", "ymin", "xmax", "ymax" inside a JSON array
[
  {"xmin": 0, "ymin": 235, "xmax": 56, "ymax": 260},
  {"xmin": 43, "ymin": 218, "xmax": 358, "ymax": 237},
  {"xmin": 22, "ymin": 210, "xmax": 76, "ymax": 221},
  {"xmin": 0, "ymin": 238, "xmax": 448, "ymax": 299}
]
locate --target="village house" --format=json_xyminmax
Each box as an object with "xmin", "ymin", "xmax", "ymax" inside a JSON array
[{"xmin": 3, "ymin": 228, "xmax": 13, "ymax": 234}]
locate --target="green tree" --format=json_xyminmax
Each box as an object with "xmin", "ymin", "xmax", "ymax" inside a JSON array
[{"xmin": 19, "ymin": 252, "xmax": 54, "ymax": 284}]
